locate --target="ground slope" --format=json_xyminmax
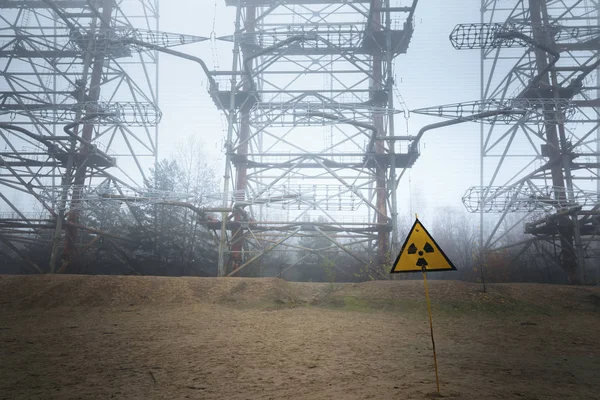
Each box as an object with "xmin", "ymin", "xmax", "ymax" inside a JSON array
[{"xmin": 1, "ymin": 275, "xmax": 599, "ymax": 400}]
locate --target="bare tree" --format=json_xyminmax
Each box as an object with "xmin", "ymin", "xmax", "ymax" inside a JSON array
[
  {"xmin": 173, "ymin": 136, "xmax": 219, "ymax": 272},
  {"xmin": 431, "ymin": 207, "xmax": 477, "ymax": 279},
  {"xmin": 175, "ymin": 136, "xmax": 218, "ymax": 203}
]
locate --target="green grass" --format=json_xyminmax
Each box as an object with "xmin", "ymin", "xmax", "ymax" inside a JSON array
[
  {"xmin": 215, "ymin": 283, "xmax": 563, "ymax": 317},
  {"xmin": 318, "ymin": 295, "xmax": 427, "ymax": 313},
  {"xmin": 315, "ymin": 295, "xmax": 555, "ymax": 317}
]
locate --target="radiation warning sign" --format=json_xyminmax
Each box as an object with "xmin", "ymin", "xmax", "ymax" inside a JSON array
[{"xmin": 390, "ymin": 218, "xmax": 457, "ymax": 273}]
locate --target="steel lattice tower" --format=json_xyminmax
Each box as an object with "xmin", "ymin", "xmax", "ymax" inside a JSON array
[
  {"xmin": 211, "ymin": 0, "xmax": 419, "ymax": 276},
  {"xmin": 414, "ymin": 0, "xmax": 600, "ymax": 284},
  {"xmin": 0, "ymin": 0, "xmax": 206, "ymax": 272}
]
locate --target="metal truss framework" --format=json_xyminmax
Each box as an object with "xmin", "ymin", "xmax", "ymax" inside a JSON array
[
  {"xmin": 0, "ymin": 0, "xmax": 207, "ymax": 272},
  {"xmin": 212, "ymin": 0, "xmax": 419, "ymax": 276},
  {"xmin": 416, "ymin": 0, "xmax": 600, "ymax": 284}
]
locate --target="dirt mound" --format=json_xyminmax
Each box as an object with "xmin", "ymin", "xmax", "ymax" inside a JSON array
[
  {"xmin": 490, "ymin": 282, "xmax": 600, "ymax": 312},
  {"xmin": 0, "ymin": 275, "xmax": 326, "ymax": 309},
  {"xmin": 1, "ymin": 275, "xmax": 598, "ymax": 313},
  {"xmin": 205, "ymin": 277, "xmax": 328, "ymax": 307},
  {"xmin": 319, "ymin": 280, "xmax": 600, "ymax": 314}
]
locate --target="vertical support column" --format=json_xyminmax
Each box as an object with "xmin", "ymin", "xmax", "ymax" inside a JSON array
[
  {"xmin": 528, "ymin": 0, "xmax": 579, "ymax": 283},
  {"xmin": 50, "ymin": 6, "xmax": 98, "ymax": 273},
  {"xmin": 479, "ymin": 0, "xmax": 488, "ymax": 291},
  {"xmin": 230, "ymin": 6, "xmax": 256, "ymax": 275},
  {"xmin": 596, "ymin": 2, "xmax": 600, "ymax": 283},
  {"xmin": 60, "ymin": 0, "xmax": 115, "ymax": 273},
  {"xmin": 371, "ymin": 0, "xmax": 389, "ymax": 266},
  {"xmin": 597, "ymin": 3, "xmax": 600, "ymax": 202},
  {"xmin": 218, "ymin": 6, "xmax": 243, "ymax": 277},
  {"xmin": 541, "ymin": 4, "xmax": 586, "ymax": 284},
  {"xmin": 154, "ymin": 0, "xmax": 160, "ymax": 165},
  {"xmin": 384, "ymin": 0, "xmax": 398, "ymax": 256}
]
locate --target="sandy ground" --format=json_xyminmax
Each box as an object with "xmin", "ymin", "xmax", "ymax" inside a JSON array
[{"xmin": 0, "ymin": 275, "xmax": 599, "ymax": 400}]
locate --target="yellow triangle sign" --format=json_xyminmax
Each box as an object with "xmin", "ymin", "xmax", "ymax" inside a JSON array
[{"xmin": 391, "ymin": 218, "xmax": 457, "ymax": 273}]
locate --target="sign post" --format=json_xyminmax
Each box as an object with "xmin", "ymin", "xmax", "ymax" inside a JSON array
[
  {"xmin": 422, "ymin": 266, "xmax": 440, "ymax": 394},
  {"xmin": 390, "ymin": 216, "xmax": 457, "ymax": 396}
]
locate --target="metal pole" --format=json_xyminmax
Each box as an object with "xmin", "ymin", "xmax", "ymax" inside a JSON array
[
  {"xmin": 218, "ymin": 6, "xmax": 242, "ymax": 277},
  {"xmin": 372, "ymin": 0, "xmax": 389, "ymax": 266},
  {"xmin": 230, "ymin": 6, "xmax": 255, "ymax": 275},
  {"xmin": 422, "ymin": 268, "xmax": 441, "ymax": 395},
  {"xmin": 596, "ymin": 2, "xmax": 600, "ymax": 284},
  {"xmin": 531, "ymin": 0, "xmax": 579, "ymax": 283},
  {"xmin": 385, "ymin": 0, "xmax": 399, "ymax": 258},
  {"xmin": 479, "ymin": 0, "xmax": 487, "ymax": 292},
  {"xmin": 61, "ymin": 0, "xmax": 115, "ymax": 273},
  {"xmin": 49, "ymin": 4, "xmax": 103, "ymax": 272},
  {"xmin": 154, "ymin": 0, "xmax": 160, "ymax": 166}
]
